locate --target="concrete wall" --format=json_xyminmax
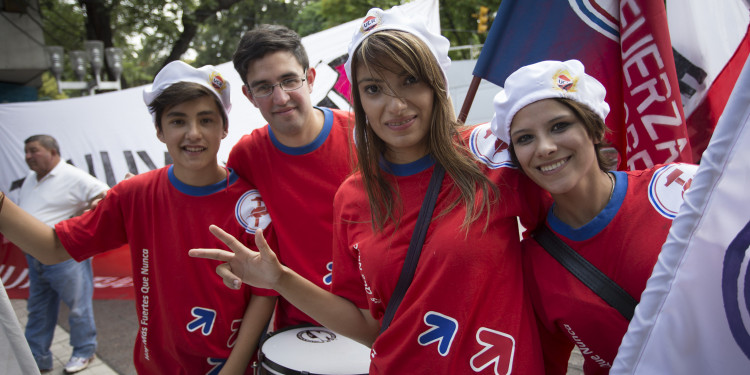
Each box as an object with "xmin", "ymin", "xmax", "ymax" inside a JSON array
[{"xmin": 0, "ymin": 0, "xmax": 47, "ymax": 87}]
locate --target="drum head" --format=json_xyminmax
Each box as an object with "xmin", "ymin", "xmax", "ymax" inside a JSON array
[{"xmin": 260, "ymin": 325, "xmax": 371, "ymax": 375}]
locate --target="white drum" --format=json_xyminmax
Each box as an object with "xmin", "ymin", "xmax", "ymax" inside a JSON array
[{"xmin": 257, "ymin": 325, "xmax": 371, "ymax": 375}]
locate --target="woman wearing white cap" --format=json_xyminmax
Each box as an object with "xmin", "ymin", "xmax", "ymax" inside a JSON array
[
  {"xmin": 491, "ymin": 59, "xmax": 698, "ymax": 374},
  {"xmin": 190, "ymin": 5, "xmax": 548, "ymax": 374}
]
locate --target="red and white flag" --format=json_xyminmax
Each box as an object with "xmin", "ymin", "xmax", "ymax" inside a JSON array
[
  {"xmin": 472, "ymin": 0, "xmax": 693, "ymax": 170},
  {"xmin": 611, "ymin": 55, "xmax": 750, "ymax": 374},
  {"xmin": 668, "ymin": 0, "xmax": 750, "ymax": 161}
]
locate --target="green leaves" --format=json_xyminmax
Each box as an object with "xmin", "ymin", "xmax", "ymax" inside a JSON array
[{"xmin": 39, "ymin": 0, "xmax": 502, "ymax": 95}]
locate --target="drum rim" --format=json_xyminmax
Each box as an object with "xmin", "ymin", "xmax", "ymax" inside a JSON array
[
  {"xmin": 261, "ymin": 356, "xmax": 368, "ymax": 375},
  {"xmin": 258, "ymin": 324, "xmax": 369, "ymax": 375}
]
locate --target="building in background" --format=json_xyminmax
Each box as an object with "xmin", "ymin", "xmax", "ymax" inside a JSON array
[{"xmin": 0, "ymin": 0, "xmax": 46, "ymax": 102}]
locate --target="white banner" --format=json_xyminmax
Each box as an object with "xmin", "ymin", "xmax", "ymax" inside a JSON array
[
  {"xmin": 668, "ymin": 0, "xmax": 750, "ymax": 117},
  {"xmin": 0, "ymin": 0, "xmax": 443, "ymax": 198},
  {"xmin": 667, "ymin": 0, "xmax": 750, "ymax": 160},
  {"xmin": 611, "ymin": 55, "xmax": 750, "ymax": 374}
]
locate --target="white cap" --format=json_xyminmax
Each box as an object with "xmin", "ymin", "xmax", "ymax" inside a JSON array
[
  {"xmin": 344, "ymin": 6, "xmax": 451, "ymax": 86},
  {"xmin": 143, "ymin": 60, "xmax": 231, "ymax": 123},
  {"xmin": 490, "ymin": 59, "xmax": 609, "ymax": 144}
]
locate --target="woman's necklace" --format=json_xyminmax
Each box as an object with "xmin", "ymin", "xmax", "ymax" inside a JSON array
[
  {"xmin": 606, "ymin": 172, "xmax": 615, "ymax": 202},
  {"xmin": 552, "ymin": 172, "xmax": 617, "ymax": 225}
]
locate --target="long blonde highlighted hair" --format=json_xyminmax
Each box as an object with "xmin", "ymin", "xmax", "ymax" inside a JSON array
[{"xmin": 349, "ymin": 30, "xmax": 498, "ymax": 232}]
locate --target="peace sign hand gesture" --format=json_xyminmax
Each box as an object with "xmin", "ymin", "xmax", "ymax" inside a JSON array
[{"xmin": 190, "ymin": 225, "xmax": 284, "ymax": 290}]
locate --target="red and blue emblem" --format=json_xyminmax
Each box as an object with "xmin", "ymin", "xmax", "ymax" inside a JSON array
[
  {"xmin": 469, "ymin": 123, "xmax": 515, "ymax": 169},
  {"xmin": 553, "ymin": 69, "xmax": 578, "ymax": 92},
  {"xmin": 235, "ymin": 189, "xmax": 271, "ymax": 234},
  {"xmin": 557, "ymin": 74, "xmax": 573, "ymax": 91},
  {"xmin": 648, "ymin": 163, "xmax": 697, "ymax": 219},
  {"xmin": 362, "ymin": 15, "xmax": 380, "ymax": 32}
]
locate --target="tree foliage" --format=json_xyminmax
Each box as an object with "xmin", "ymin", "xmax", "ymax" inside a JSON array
[
  {"xmin": 294, "ymin": 0, "xmax": 502, "ymax": 59},
  {"xmin": 38, "ymin": 0, "xmax": 501, "ymax": 92},
  {"xmin": 191, "ymin": 0, "xmax": 315, "ymax": 68},
  {"xmin": 37, "ymin": 72, "xmax": 69, "ymax": 100}
]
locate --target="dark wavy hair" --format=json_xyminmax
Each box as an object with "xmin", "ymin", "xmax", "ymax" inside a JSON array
[{"xmin": 233, "ymin": 24, "xmax": 310, "ymax": 87}]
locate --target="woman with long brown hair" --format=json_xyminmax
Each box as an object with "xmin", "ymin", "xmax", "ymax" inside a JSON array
[{"xmin": 191, "ymin": 5, "xmax": 548, "ymax": 374}]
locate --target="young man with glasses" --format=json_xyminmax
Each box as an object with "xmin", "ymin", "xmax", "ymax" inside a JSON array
[{"xmin": 229, "ymin": 24, "xmax": 356, "ymax": 331}]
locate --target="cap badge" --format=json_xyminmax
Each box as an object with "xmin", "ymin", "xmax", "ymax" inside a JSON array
[
  {"xmin": 209, "ymin": 72, "xmax": 226, "ymax": 92},
  {"xmin": 361, "ymin": 12, "xmax": 382, "ymax": 33},
  {"xmin": 553, "ymin": 69, "xmax": 578, "ymax": 92}
]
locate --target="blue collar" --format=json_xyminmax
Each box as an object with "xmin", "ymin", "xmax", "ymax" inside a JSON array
[
  {"xmin": 167, "ymin": 165, "xmax": 239, "ymax": 196},
  {"xmin": 269, "ymin": 107, "xmax": 333, "ymax": 155},
  {"xmin": 381, "ymin": 154, "xmax": 436, "ymax": 177},
  {"xmin": 547, "ymin": 171, "xmax": 628, "ymax": 241}
]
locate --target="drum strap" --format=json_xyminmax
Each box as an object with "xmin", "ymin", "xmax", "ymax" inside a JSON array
[{"xmin": 379, "ymin": 163, "xmax": 445, "ymax": 334}]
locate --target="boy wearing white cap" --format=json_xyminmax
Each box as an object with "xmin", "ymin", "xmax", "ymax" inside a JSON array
[
  {"xmin": 192, "ymin": 6, "xmax": 549, "ymax": 374},
  {"xmin": 0, "ymin": 61, "xmax": 276, "ymax": 374},
  {"xmin": 227, "ymin": 24, "xmax": 356, "ymax": 331},
  {"xmin": 492, "ymin": 59, "xmax": 697, "ymax": 374}
]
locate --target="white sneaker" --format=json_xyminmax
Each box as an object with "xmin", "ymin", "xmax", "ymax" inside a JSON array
[{"xmin": 64, "ymin": 355, "xmax": 94, "ymax": 373}]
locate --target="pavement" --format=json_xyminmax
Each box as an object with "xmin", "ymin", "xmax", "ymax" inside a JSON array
[
  {"xmin": 11, "ymin": 298, "xmax": 136, "ymax": 375},
  {"xmin": 11, "ymin": 298, "xmax": 584, "ymax": 375}
]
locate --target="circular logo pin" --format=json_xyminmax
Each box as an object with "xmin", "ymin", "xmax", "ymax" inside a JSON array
[
  {"xmin": 209, "ymin": 71, "xmax": 225, "ymax": 92},
  {"xmin": 469, "ymin": 124, "xmax": 514, "ymax": 169},
  {"xmin": 648, "ymin": 164, "xmax": 696, "ymax": 219},
  {"xmin": 235, "ymin": 190, "xmax": 271, "ymax": 234},
  {"xmin": 361, "ymin": 13, "xmax": 382, "ymax": 33}
]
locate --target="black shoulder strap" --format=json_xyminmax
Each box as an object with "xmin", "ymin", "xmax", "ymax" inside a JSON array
[
  {"xmin": 533, "ymin": 225, "xmax": 638, "ymax": 321},
  {"xmin": 379, "ymin": 164, "xmax": 446, "ymax": 334}
]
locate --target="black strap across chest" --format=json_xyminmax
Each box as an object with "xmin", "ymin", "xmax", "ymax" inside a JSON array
[
  {"xmin": 379, "ymin": 163, "xmax": 446, "ymax": 334},
  {"xmin": 532, "ymin": 225, "xmax": 638, "ymax": 321}
]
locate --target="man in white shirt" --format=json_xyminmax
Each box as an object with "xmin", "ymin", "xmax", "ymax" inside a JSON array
[{"xmin": 18, "ymin": 135, "xmax": 108, "ymax": 374}]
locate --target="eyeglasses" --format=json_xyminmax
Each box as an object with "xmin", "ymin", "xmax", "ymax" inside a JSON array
[{"xmin": 249, "ymin": 72, "xmax": 307, "ymax": 98}]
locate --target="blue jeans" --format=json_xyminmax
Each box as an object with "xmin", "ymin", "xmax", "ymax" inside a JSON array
[{"xmin": 24, "ymin": 255, "xmax": 97, "ymax": 369}]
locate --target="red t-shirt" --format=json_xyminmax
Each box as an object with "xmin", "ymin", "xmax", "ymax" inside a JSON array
[
  {"xmin": 227, "ymin": 107, "xmax": 356, "ymax": 330},
  {"xmin": 332, "ymin": 124, "xmax": 549, "ymax": 374},
  {"xmin": 523, "ymin": 163, "xmax": 698, "ymax": 374},
  {"xmin": 56, "ymin": 166, "xmax": 275, "ymax": 374}
]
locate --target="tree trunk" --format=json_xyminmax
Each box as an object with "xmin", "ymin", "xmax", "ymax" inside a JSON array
[
  {"xmin": 78, "ymin": 0, "xmax": 114, "ymax": 45},
  {"xmin": 160, "ymin": 0, "xmax": 243, "ymax": 70},
  {"xmin": 78, "ymin": 0, "xmax": 127, "ymax": 85}
]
